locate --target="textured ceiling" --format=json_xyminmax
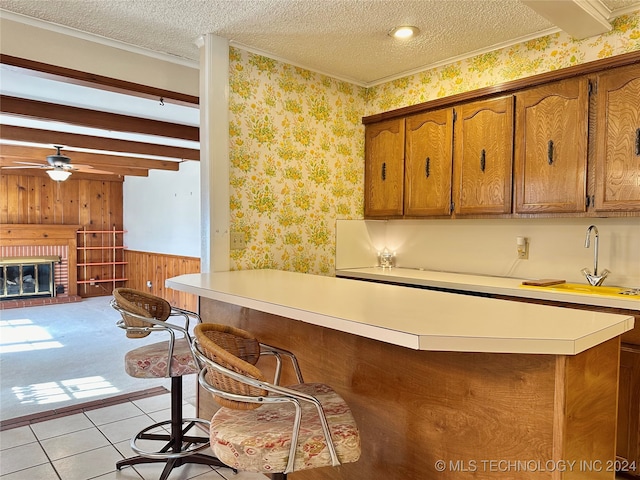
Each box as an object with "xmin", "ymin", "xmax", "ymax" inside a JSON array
[
  {"xmin": 1, "ymin": 0, "xmax": 638, "ymax": 85},
  {"xmin": 1, "ymin": 0, "xmax": 639, "ymax": 177}
]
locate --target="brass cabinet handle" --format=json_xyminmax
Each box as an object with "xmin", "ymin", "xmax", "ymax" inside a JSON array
[
  {"xmin": 381, "ymin": 162, "xmax": 386, "ymax": 181},
  {"xmin": 635, "ymin": 128, "xmax": 640, "ymax": 156},
  {"xmin": 548, "ymin": 140, "xmax": 554, "ymax": 165},
  {"xmin": 480, "ymin": 149, "xmax": 486, "ymax": 172},
  {"xmin": 425, "ymin": 157, "xmax": 430, "ymax": 178}
]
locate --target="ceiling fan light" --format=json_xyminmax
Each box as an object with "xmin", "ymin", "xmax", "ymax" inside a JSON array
[
  {"xmin": 389, "ymin": 25, "xmax": 420, "ymax": 39},
  {"xmin": 47, "ymin": 169, "xmax": 72, "ymax": 182}
]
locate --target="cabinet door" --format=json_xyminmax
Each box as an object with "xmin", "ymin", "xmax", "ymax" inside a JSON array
[
  {"xmin": 617, "ymin": 345, "xmax": 640, "ymax": 476},
  {"xmin": 453, "ymin": 96, "xmax": 514, "ymax": 215},
  {"xmin": 404, "ymin": 109, "xmax": 453, "ymax": 216},
  {"xmin": 595, "ymin": 64, "xmax": 640, "ymax": 212},
  {"xmin": 514, "ymin": 77, "xmax": 589, "ymax": 213},
  {"xmin": 364, "ymin": 118, "xmax": 405, "ymax": 217}
]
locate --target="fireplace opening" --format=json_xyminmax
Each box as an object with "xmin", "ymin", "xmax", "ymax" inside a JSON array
[{"xmin": 0, "ymin": 256, "xmax": 60, "ymax": 300}]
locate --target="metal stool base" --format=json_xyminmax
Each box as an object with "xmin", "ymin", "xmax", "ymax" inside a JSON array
[{"xmin": 116, "ymin": 377, "xmax": 230, "ymax": 479}]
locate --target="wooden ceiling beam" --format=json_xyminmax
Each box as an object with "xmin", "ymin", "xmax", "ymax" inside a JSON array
[
  {"xmin": 0, "ymin": 125, "xmax": 200, "ymax": 161},
  {"xmin": 0, "ymin": 144, "xmax": 181, "ymax": 171},
  {"xmin": 1, "ymin": 54, "xmax": 199, "ymax": 107},
  {"xmin": 1, "ymin": 95, "xmax": 199, "ymax": 141}
]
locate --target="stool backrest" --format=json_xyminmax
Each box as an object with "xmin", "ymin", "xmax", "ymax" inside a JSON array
[
  {"xmin": 194, "ymin": 323, "xmax": 266, "ymax": 410},
  {"xmin": 113, "ymin": 288, "xmax": 172, "ymax": 338}
]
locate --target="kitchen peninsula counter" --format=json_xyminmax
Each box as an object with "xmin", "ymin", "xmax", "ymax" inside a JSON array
[
  {"xmin": 167, "ymin": 269, "xmax": 634, "ymax": 480},
  {"xmin": 166, "ymin": 269, "xmax": 633, "ymax": 355}
]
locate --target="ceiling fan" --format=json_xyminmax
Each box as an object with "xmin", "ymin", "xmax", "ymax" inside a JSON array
[
  {"xmin": 1, "ymin": 145, "xmax": 113, "ymax": 181},
  {"xmin": 45, "ymin": 146, "xmax": 74, "ymax": 181}
]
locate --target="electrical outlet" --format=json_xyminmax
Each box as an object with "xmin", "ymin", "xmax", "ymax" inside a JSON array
[
  {"xmin": 90, "ymin": 278, "xmax": 96, "ymax": 286},
  {"xmin": 230, "ymin": 232, "xmax": 246, "ymax": 250},
  {"xmin": 516, "ymin": 237, "xmax": 529, "ymax": 260}
]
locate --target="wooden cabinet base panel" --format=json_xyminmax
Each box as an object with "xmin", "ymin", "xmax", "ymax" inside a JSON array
[{"xmin": 199, "ymin": 298, "xmax": 620, "ymax": 480}]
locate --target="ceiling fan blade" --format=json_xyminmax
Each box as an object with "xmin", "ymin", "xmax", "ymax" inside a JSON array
[
  {"xmin": 0, "ymin": 160, "xmax": 46, "ymax": 167},
  {"xmin": 70, "ymin": 164, "xmax": 118, "ymax": 175},
  {"xmin": 1, "ymin": 165, "xmax": 46, "ymax": 170}
]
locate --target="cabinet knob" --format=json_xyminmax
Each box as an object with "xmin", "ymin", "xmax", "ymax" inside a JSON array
[
  {"xmin": 548, "ymin": 140, "xmax": 554, "ymax": 165},
  {"xmin": 381, "ymin": 162, "xmax": 386, "ymax": 181},
  {"xmin": 425, "ymin": 157, "xmax": 430, "ymax": 178},
  {"xmin": 480, "ymin": 149, "xmax": 486, "ymax": 172}
]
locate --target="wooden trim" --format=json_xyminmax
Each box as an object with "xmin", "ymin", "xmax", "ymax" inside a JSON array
[
  {"xmin": 0, "ymin": 54, "xmax": 199, "ymax": 107},
  {"xmin": 1, "ymin": 125, "xmax": 200, "ymax": 161},
  {"xmin": 0, "ymin": 95, "xmax": 199, "ymax": 141},
  {"xmin": 363, "ymin": 50, "xmax": 640, "ymax": 124}
]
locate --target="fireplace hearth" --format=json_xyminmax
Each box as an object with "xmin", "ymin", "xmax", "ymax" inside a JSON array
[{"xmin": 0, "ymin": 256, "xmax": 60, "ymax": 300}]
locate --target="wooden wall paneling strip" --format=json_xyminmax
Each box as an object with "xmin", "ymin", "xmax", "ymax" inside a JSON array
[
  {"xmin": 44, "ymin": 174, "xmax": 54, "ymax": 224},
  {"xmin": 125, "ymin": 250, "xmax": 200, "ymax": 312},
  {"xmin": 0, "ymin": 175, "xmax": 7, "ymax": 223},
  {"xmin": 25, "ymin": 176, "xmax": 34, "ymax": 223}
]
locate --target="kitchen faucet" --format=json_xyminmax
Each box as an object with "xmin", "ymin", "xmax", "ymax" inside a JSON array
[{"xmin": 581, "ymin": 225, "xmax": 610, "ymax": 286}]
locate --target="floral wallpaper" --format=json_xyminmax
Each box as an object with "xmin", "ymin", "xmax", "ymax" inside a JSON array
[
  {"xmin": 228, "ymin": 11, "xmax": 640, "ymax": 276},
  {"xmin": 365, "ymin": 11, "xmax": 640, "ymax": 116},
  {"xmin": 228, "ymin": 48, "xmax": 367, "ymax": 275}
]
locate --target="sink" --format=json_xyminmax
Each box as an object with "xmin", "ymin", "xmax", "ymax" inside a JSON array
[{"xmin": 520, "ymin": 282, "xmax": 640, "ymax": 299}]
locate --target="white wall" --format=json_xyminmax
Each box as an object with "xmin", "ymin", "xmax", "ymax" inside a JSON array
[
  {"xmin": 336, "ymin": 218, "xmax": 640, "ymax": 288},
  {"xmin": 123, "ymin": 161, "xmax": 201, "ymax": 257}
]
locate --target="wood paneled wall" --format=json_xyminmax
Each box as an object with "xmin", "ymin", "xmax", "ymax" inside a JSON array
[
  {"xmin": 125, "ymin": 250, "xmax": 200, "ymax": 312},
  {"xmin": 1, "ymin": 172, "xmax": 201, "ymax": 308},
  {"xmin": 1, "ymin": 172, "xmax": 124, "ymax": 298},
  {"xmin": 0, "ymin": 172, "xmax": 123, "ymax": 227}
]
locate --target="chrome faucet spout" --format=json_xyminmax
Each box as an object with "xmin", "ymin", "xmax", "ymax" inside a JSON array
[
  {"xmin": 582, "ymin": 225, "xmax": 609, "ymax": 286},
  {"xmin": 584, "ymin": 225, "xmax": 599, "ymax": 275}
]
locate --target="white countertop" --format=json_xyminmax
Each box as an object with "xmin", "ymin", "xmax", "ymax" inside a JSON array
[
  {"xmin": 166, "ymin": 269, "xmax": 634, "ymax": 355},
  {"xmin": 336, "ymin": 267, "xmax": 640, "ymax": 312}
]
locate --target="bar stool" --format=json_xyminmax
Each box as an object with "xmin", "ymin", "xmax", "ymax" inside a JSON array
[
  {"xmin": 191, "ymin": 323, "xmax": 361, "ymax": 480},
  {"xmin": 111, "ymin": 288, "xmax": 227, "ymax": 480}
]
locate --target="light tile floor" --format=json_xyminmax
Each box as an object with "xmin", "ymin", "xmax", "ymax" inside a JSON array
[{"xmin": 0, "ymin": 392, "xmax": 266, "ymax": 480}]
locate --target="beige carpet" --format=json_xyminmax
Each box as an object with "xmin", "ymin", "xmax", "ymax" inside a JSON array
[{"xmin": 0, "ymin": 296, "xmax": 197, "ymax": 422}]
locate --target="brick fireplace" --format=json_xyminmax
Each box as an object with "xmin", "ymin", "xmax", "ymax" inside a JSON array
[{"xmin": 0, "ymin": 224, "xmax": 82, "ymax": 309}]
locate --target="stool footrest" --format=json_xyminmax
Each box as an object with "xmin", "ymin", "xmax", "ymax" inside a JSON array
[{"xmin": 130, "ymin": 418, "xmax": 211, "ymax": 459}]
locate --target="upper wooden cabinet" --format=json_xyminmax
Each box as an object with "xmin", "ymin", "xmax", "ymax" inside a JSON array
[
  {"xmin": 594, "ymin": 63, "xmax": 640, "ymax": 212},
  {"xmin": 514, "ymin": 77, "xmax": 589, "ymax": 214},
  {"xmin": 453, "ymin": 96, "xmax": 514, "ymax": 215},
  {"xmin": 404, "ymin": 109, "xmax": 453, "ymax": 216},
  {"xmin": 364, "ymin": 118, "xmax": 405, "ymax": 217},
  {"xmin": 363, "ymin": 53, "xmax": 640, "ymax": 219}
]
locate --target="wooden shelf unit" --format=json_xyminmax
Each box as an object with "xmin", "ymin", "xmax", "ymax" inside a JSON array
[{"xmin": 76, "ymin": 227, "xmax": 128, "ymax": 295}]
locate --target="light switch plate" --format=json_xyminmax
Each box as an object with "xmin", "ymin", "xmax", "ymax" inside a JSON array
[{"xmin": 230, "ymin": 232, "xmax": 246, "ymax": 250}]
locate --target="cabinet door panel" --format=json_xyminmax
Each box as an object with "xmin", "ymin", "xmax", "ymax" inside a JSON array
[
  {"xmin": 453, "ymin": 96, "xmax": 514, "ymax": 215},
  {"xmin": 405, "ymin": 109, "xmax": 453, "ymax": 216},
  {"xmin": 617, "ymin": 346, "xmax": 640, "ymax": 474},
  {"xmin": 595, "ymin": 64, "xmax": 640, "ymax": 212},
  {"xmin": 514, "ymin": 77, "xmax": 588, "ymax": 213},
  {"xmin": 364, "ymin": 119, "xmax": 405, "ymax": 217}
]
